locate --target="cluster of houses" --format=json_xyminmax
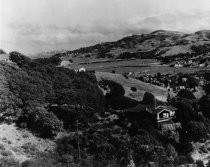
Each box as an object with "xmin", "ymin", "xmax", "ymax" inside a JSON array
[
  {"xmin": 136, "ymin": 72, "xmax": 208, "ymax": 93},
  {"xmin": 172, "ymin": 57, "xmax": 210, "ymax": 68},
  {"xmin": 173, "ymin": 60, "xmax": 193, "ymax": 68}
]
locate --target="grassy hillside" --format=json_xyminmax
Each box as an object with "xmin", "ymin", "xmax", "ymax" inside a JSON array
[
  {"xmin": 0, "ymin": 54, "xmax": 9, "ymax": 61},
  {"xmin": 43, "ymin": 30, "xmax": 210, "ymax": 61},
  {"xmin": 95, "ymin": 71, "xmax": 174, "ymax": 101},
  {"xmin": 0, "ymin": 123, "xmax": 55, "ymax": 163}
]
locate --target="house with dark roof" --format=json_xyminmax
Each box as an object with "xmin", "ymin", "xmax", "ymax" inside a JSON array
[
  {"xmin": 149, "ymin": 105, "xmax": 177, "ymax": 123},
  {"xmin": 125, "ymin": 104, "xmax": 177, "ymax": 125}
]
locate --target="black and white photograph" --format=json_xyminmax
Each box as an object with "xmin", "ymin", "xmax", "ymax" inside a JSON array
[{"xmin": 0, "ymin": 0, "xmax": 210, "ymax": 166}]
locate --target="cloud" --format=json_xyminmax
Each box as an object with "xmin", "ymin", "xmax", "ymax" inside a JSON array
[{"xmin": 1, "ymin": 0, "xmax": 210, "ymax": 54}]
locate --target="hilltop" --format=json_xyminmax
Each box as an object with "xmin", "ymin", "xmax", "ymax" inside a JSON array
[{"xmin": 42, "ymin": 30, "xmax": 210, "ymax": 61}]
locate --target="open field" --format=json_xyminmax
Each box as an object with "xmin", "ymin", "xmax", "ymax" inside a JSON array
[{"xmin": 66, "ymin": 58, "xmax": 210, "ymax": 75}]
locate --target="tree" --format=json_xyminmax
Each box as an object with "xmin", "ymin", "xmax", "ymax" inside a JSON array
[
  {"xmin": 171, "ymin": 98, "xmax": 196, "ymax": 124},
  {"xmin": 199, "ymin": 95, "xmax": 210, "ymax": 118},
  {"xmin": 203, "ymin": 84, "xmax": 210, "ymax": 95},
  {"xmin": 186, "ymin": 76, "xmax": 198, "ymax": 90},
  {"xmin": 196, "ymin": 160, "xmax": 205, "ymax": 167},
  {"xmin": 186, "ymin": 121, "xmax": 208, "ymax": 142},
  {"xmin": 99, "ymin": 80, "xmax": 125, "ymax": 98},
  {"xmin": 131, "ymin": 87, "xmax": 137, "ymax": 92},
  {"xmin": 177, "ymin": 89, "xmax": 196, "ymax": 100},
  {"xmin": 142, "ymin": 92, "xmax": 155, "ymax": 106},
  {"xmin": 34, "ymin": 55, "xmax": 61, "ymax": 66}
]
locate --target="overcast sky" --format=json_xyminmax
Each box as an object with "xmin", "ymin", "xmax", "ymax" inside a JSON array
[{"xmin": 1, "ymin": 0, "xmax": 210, "ymax": 54}]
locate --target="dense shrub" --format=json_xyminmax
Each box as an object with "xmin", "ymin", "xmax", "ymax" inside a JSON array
[
  {"xmin": 196, "ymin": 160, "xmax": 205, "ymax": 167},
  {"xmin": 99, "ymin": 80, "xmax": 138, "ymax": 109},
  {"xmin": 9, "ymin": 51, "xmax": 31, "ymax": 67},
  {"xmin": 56, "ymin": 133, "xmax": 89, "ymax": 163},
  {"xmin": 3, "ymin": 58, "xmax": 105, "ymax": 127},
  {"xmin": 33, "ymin": 55, "xmax": 61, "ymax": 66},
  {"xmin": 177, "ymin": 89, "xmax": 196, "ymax": 100},
  {"xmin": 203, "ymin": 84, "xmax": 210, "ymax": 95},
  {"xmin": 99, "ymin": 80, "xmax": 125, "ymax": 98},
  {"xmin": 199, "ymin": 95, "xmax": 210, "ymax": 118},
  {"xmin": 18, "ymin": 106, "xmax": 63, "ymax": 138},
  {"xmin": 107, "ymin": 96, "xmax": 139, "ymax": 110},
  {"xmin": 131, "ymin": 87, "xmax": 137, "ymax": 92},
  {"xmin": 174, "ymin": 155, "xmax": 194, "ymax": 166},
  {"xmin": 142, "ymin": 92, "xmax": 155, "ymax": 106},
  {"xmin": 131, "ymin": 129, "xmax": 165, "ymax": 165},
  {"xmin": 171, "ymin": 98, "xmax": 196, "ymax": 124},
  {"xmin": 186, "ymin": 121, "xmax": 208, "ymax": 142}
]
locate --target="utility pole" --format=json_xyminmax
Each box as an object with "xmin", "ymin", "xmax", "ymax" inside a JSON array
[{"xmin": 76, "ymin": 120, "xmax": 81, "ymax": 165}]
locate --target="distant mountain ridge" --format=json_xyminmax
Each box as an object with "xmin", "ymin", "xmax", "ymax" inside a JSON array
[{"xmin": 46, "ymin": 30, "xmax": 210, "ymax": 61}]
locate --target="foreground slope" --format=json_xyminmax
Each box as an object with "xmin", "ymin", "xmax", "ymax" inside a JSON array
[{"xmin": 0, "ymin": 123, "xmax": 55, "ymax": 163}]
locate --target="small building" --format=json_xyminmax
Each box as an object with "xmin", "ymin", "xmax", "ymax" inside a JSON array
[
  {"xmin": 78, "ymin": 67, "xmax": 86, "ymax": 72},
  {"xmin": 60, "ymin": 60, "xmax": 71, "ymax": 66},
  {"xmin": 151, "ymin": 105, "xmax": 177, "ymax": 123},
  {"xmin": 174, "ymin": 63, "xmax": 183, "ymax": 68},
  {"xmin": 125, "ymin": 104, "xmax": 177, "ymax": 126}
]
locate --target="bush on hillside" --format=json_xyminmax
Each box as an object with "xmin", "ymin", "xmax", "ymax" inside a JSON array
[
  {"xmin": 99, "ymin": 79, "xmax": 138, "ymax": 109},
  {"xmin": 107, "ymin": 96, "xmax": 139, "ymax": 110},
  {"xmin": 142, "ymin": 92, "xmax": 155, "ymax": 106},
  {"xmin": 199, "ymin": 95, "xmax": 210, "ymax": 118},
  {"xmin": 6, "ymin": 60, "xmax": 105, "ymax": 115},
  {"xmin": 56, "ymin": 133, "xmax": 89, "ymax": 163},
  {"xmin": 131, "ymin": 129, "xmax": 165, "ymax": 165},
  {"xmin": 99, "ymin": 80, "xmax": 125, "ymax": 98},
  {"xmin": 185, "ymin": 121, "xmax": 208, "ymax": 142},
  {"xmin": 174, "ymin": 155, "xmax": 194, "ymax": 166},
  {"xmin": 171, "ymin": 98, "xmax": 196, "ymax": 124},
  {"xmin": 33, "ymin": 55, "xmax": 61, "ymax": 66},
  {"xmin": 49, "ymin": 105, "xmax": 96, "ymax": 130},
  {"xmin": 131, "ymin": 87, "xmax": 137, "ymax": 92},
  {"xmin": 196, "ymin": 160, "xmax": 205, "ymax": 167},
  {"xmin": 18, "ymin": 105, "xmax": 63, "ymax": 138},
  {"xmin": 203, "ymin": 84, "xmax": 210, "ymax": 95},
  {"xmin": 9, "ymin": 51, "xmax": 31, "ymax": 67}
]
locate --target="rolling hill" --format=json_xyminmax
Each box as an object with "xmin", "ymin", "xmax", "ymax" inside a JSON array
[{"xmin": 46, "ymin": 30, "xmax": 210, "ymax": 61}]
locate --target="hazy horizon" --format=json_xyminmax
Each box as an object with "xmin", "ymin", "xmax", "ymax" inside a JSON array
[{"xmin": 1, "ymin": 0, "xmax": 210, "ymax": 55}]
